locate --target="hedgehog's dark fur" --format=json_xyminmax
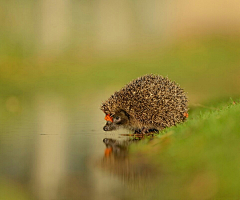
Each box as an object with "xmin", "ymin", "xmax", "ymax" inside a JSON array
[{"xmin": 101, "ymin": 74, "xmax": 188, "ymax": 133}]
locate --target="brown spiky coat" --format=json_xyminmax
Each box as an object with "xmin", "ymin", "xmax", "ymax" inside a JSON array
[{"xmin": 101, "ymin": 74, "xmax": 188, "ymax": 131}]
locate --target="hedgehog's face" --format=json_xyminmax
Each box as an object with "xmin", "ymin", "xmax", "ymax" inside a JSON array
[{"xmin": 103, "ymin": 111, "xmax": 129, "ymax": 131}]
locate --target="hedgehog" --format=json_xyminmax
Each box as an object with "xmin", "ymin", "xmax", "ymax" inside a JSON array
[{"xmin": 101, "ymin": 74, "xmax": 188, "ymax": 134}]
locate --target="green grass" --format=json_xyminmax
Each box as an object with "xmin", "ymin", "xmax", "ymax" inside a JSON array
[{"xmin": 130, "ymin": 98, "xmax": 240, "ymax": 199}]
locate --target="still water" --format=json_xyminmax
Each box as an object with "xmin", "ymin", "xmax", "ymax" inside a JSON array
[{"xmin": 0, "ymin": 92, "xmax": 156, "ymax": 200}]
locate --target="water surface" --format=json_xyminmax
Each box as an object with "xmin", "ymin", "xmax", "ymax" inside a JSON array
[{"xmin": 0, "ymin": 92, "xmax": 156, "ymax": 200}]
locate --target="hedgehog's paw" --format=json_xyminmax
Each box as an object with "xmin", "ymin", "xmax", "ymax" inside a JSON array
[{"xmin": 133, "ymin": 129, "xmax": 142, "ymax": 134}]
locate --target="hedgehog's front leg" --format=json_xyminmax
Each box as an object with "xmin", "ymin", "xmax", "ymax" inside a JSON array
[{"xmin": 133, "ymin": 129, "xmax": 142, "ymax": 134}]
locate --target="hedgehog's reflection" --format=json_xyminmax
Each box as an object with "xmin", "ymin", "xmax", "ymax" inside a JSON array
[
  {"xmin": 100, "ymin": 137, "xmax": 157, "ymax": 187},
  {"xmin": 102, "ymin": 134, "xmax": 153, "ymax": 158},
  {"xmin": 103, "ymin": 138, "xmax": 131, "ymax": 159}
]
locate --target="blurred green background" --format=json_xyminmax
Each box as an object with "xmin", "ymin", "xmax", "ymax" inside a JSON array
[
  {"xmin": 0, "ymin": 0, "xmax": 240, "ymax": 102},
  {"xmin": 1, "ymin": 0, "xmax": 240, "ymax": 200}
]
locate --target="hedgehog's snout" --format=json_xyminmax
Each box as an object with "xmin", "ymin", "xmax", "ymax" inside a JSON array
[
  {"xmin": 103, "ymin": 121, "xmax": 116, "ymax": 131},
  {"xmin": 103, "ymin": 125, "xmax": 115, "ymax": 131},
  {"xmin": 103, "ymin": 125, "xmax": 109, "ymax": 131}
]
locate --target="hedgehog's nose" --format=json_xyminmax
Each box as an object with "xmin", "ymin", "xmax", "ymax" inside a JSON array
[{"xmin": 103, "ymin": 126, "xmax": 109, "ymax": 131}]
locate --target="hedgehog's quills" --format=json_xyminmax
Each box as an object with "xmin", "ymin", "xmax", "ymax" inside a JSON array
[{"xmin": 101, "ymin": 74, "xmax": 188, "ymax": 134}]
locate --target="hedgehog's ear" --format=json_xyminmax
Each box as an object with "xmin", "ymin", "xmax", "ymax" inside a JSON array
[{"xmin": 118, "ymin": 110, "xmax": 130, "ymax": 119}]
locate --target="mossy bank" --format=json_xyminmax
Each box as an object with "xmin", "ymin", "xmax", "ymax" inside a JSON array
[{"xmin": 130, "ymin": 98, "xmax": 240, "ymax": 200}]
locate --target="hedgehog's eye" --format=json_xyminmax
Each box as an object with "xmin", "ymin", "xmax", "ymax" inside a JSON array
[{"xmin": 114, "ymin": 116, "xmax": 121, "ymax": 123}]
